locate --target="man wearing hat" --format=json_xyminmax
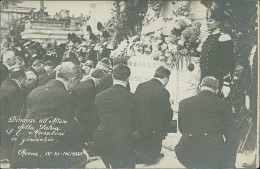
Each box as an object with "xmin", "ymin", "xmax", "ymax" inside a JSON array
[
  {"xmin": 96, "ymin": 22, "xmax": 112, "ymax": 61},
  {"xmin": 84, "ymin": 26, "xmax": 98, "ymax": 66},
  {"xmin": 175, "ymin": 76, "xmax": 237, "ymax": 168},
  {"xmin": 200, "ymin": 9, "xmax": 235, "ymax": 94}
]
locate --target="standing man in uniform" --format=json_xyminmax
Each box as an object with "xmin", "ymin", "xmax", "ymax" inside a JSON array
[
  {"xmin": 134, "ymin": 66, "xmax": 173, "ymax": 163},
  {"xmin": 175, "ymin": 76, "xmax": 237, "ymax": 168},
  {"xmin": 200, "ymin": 9, "xmax": 235, "ymax": 92}
]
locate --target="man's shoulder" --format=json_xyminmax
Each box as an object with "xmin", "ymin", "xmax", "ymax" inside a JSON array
[
  {"xmin": 0, "ymin": 79, "xmax": 20, "ymax": 93},
  {"xmin": 96, "ymin": 87, "xmax": 111, "ymax": 98},
  {"xmin": 179, "ymin": 94, "xmax": 198, "ymax": 105},
  {"xmin": 137, "ymin": 79, "xmax": 162, "ymax": 89},
  {"xmin": 79, "ymin": 79, "xmax": 95, "ymax": 88},
  {"xmin": 100, "ymin": 73, "xmax": 112, "ymax": 82},
  {"xmin": 31, "ymin": 80, "xmax": 67, "ymax": 97}
]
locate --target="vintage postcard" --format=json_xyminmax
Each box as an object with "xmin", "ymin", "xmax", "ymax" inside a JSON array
[{"xmin": 0, "ymin": 0, "xmax": 259, "ymax": 168}]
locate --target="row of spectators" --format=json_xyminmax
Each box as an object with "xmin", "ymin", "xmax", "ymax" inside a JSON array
[{"xmin": 0, "ymin": 24, "xmax": 128, "ymax": 163}]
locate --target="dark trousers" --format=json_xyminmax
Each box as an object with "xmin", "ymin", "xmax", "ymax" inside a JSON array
[{"xmin": 135, "ymin": 134, "xmax": 163, "ymax": 163}]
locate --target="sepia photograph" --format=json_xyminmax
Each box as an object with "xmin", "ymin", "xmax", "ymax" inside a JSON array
[{"xmin": 0, "ymin": 0, "xmax": 259, "ymax": 168}]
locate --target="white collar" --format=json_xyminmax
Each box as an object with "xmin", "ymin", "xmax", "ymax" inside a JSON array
[
  {"xmin": 200, "ymin": 87, "xmax": 217, "ymax": 94},
  {"xmin": 113, "ymin": 80, "xmax": 127, "ymax": 87},
  {"xmin": 56, "ymin": 78, "xmax": 68, "ymax": 91}
]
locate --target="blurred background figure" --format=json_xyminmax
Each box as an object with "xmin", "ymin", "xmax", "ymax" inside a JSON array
[
  {"xmin": 12, "ymin": 62, "xmax": 87, "ymax": 168},
  {"xmin": 0, "ymin": 67, "xmax": 27, "ymax": 163}
]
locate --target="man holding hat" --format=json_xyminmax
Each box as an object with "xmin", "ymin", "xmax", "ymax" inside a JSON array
[{"xmin": 200, "ymin": 8, "xmax": 235, "ymax": 95}]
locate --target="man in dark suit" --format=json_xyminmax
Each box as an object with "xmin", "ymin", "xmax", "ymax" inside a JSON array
[
  {"xmin": 97, "ymin": 61, "xmax": 130, "ymax": 93},
  {"xmin": 72, "ymin": 69, "xmax": 105, "ymax": 143},
  {"xmin": 0, "ymin": 67, "xmax": 27, "ymax": 161},
  {"xmin": 93, "ymin": 64, "xmax": 138, "ymax": 168},
  {"xmin": 175, "ymin": 76, "xmax": 237, "ymax": 168},
  {"xmin": 0, "ymin": 51, "xmax": 17, "ymax": 84},
  {"xmin": 12, "ymin": 62, "xmax": 88, "ymax": 168},
  {"xmin": 134, "ymin": 66, "xmax": 173, "ymax": 163}
]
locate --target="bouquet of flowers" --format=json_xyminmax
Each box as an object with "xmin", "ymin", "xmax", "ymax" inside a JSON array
[{"xmin": 110, "ymin": 35, "xmax": 140, "ymax": 62}]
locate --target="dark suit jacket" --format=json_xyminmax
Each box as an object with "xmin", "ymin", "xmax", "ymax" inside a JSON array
[
  {"xmin": 0, "ymin": 78, "xmax": 26, "ymax": 159},
  {"xmin": 134, "ymin": 78, "xmax": 173, "ymax": 138},
  {"xmin": 12, "ymin": 80, "xmax": 86, "ymax": 168},
  {"xmin": 98, "ymin": 74, "xmax": 130, "ymax": 93},
  {"xmin": 0, "ymin": 78, "xmax": 26, "ymax": 120},
  {"xmin": 72, "ymin": 78, "xmax": 97, "ymax": 142},
  {"xmin": 0, "ymin": 63, "xmax": 9, "ymax": 84},
  {"xmin": 39, "ymin": 71, "xmax": 56, "ymax": 86},
  {"xmin": 175, "ymin": 90, "xmax": 237, "ymax": 168},
  {"xmin": 93, "ymin": 84, "xmax": 138, "ymax": 163}
]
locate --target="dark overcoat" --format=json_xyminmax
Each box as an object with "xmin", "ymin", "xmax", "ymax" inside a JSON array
[
  {"xmin": 134, "ymin": 78, "xmax": 173, "ymax": 138},
  {"xmin": 93, "ymin": 84, "xmax": 138, "ymax": 168},
  {"xmin": 175, "ymin": 90, "xmax": 237, "ymax": 168},
  {"xmin": 0, "ymin": 63, "xmax": 9, "ymax": 84},
  {"xmin": 0, "ymin": 78, "xmax": 26, "ymax": 159},
  {"xmin": 72, "ymin": 78, "xmax": 97, "ymax": 142},
  {"xmin": 12, "ymin": 80, "xmax": 86, "ymax": 168}
]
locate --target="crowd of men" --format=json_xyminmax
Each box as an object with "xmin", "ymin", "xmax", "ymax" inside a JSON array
[{"xmin": 0, "ymin": 7, "xmax": 239, "ymax": 169}]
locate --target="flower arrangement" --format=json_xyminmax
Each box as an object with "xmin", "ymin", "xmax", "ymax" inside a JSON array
[
  {"xmin": 110, "ymin": 18, "xmax": 202, "ymax": 67},
  {"xmin": 110, "ymin": 1, "xmax": 202, "ymax": 68}
]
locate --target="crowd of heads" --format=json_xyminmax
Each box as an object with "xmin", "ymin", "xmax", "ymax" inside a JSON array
[
  {"xmin": 0, "ymin": 22, "xmax": 119, "ymax": 94},
  {"xmin": 1, "ymin": 19, "xmax": 221, "ymax": 95}
]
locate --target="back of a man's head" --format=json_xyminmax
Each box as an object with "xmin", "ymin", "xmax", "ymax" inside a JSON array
[
  {"xmin": 91, "ymin": 69, "xmax": 105, "ymax": 79},
  {"xmin": 56, "ymin": 62, "xmax": 81, "ymax": 81},
  {"xmin": 200, "ymin": 76, "xmax": 219, "ymax": 91},
  {"xmin": 9, "ymin": 67, "xmax": 26, "ymax": 80},
  {"xmin": 154, "ymin": 66, "xmax": 171, "ymax": 79},
  {"xmin": 112, "ymin": 64, "xmax": 131, "ymax": 81}
]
